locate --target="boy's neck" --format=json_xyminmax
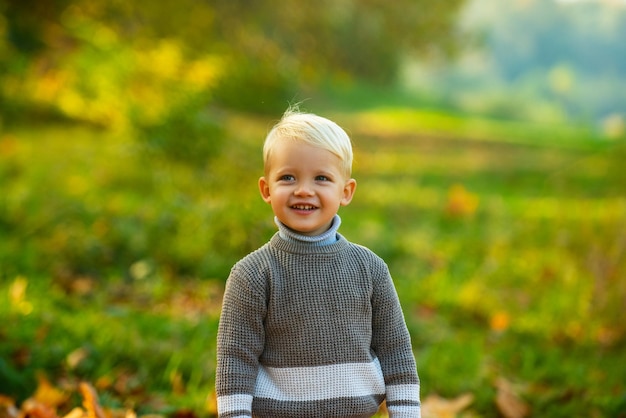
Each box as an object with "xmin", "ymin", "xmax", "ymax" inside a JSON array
[{"xmin": 275, "ymin": 215, "xmax": 341, "ymax": 246}]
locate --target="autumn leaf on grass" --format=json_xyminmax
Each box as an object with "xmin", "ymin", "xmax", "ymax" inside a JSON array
[
  {"xmin": 445, "ymin": 184, "xmax": 479, "ymax": 218},
  {"xmin": 206, "ymin": 390, "xmax": 218, "ymax": 416},
  {"xmin": 495, "ymin": 377, "xmax": 529, "ymax": 418},
  {"xmin": 490, "ymin": 311, "xmax": 511, "ymax": 333},
  {"xmin": 79, "ymin": 382, "xmax": 107, "ymax": 418},
  {"xmin": 421, "ymin": 392, "xmax": 474, "ymax": 418},
  {"xmin": 63, "ymin": 407, "xmax": 88, "ymax": 418},
  {"xmin": 67, "ymin": 347, "xmax": 90, "ymax": 370},
  {"xmin": 34, "ymin": 372, "xmax": 68, "ymax": 408},
  {"xmin": 20, "ymin": 398, "xmax": 58, "ymax": 418},
  {"xmin": 1, "ymin": 374, "xmax": 66, "ymax": 418},
  {"xmin": 0, "ymin": 395, "xmax": 19, "ymax": 418}
]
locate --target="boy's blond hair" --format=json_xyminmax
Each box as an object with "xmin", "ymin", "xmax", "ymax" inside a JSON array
[{"xmin": 263, "ymin": 107, "xmax": 353, "ymax": 178}]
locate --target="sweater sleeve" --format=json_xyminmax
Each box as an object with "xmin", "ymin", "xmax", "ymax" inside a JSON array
[
  {"xmin": 370, "ymin": 261, "xmax": 421, "ymax": 418},
  {"xmin": 216, "ymin": 263, "xmax": 267, "ymax": 418}
]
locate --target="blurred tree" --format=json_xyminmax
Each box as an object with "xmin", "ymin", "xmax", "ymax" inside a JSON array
[
  {"xmin": 209, "ymin": 0, "xmax": 466, "ymax": 85},
  {"xmin": 2, "ymin": 0, "xmax": 72, "ymax": 54},
  {"xmin": 0, "ymin": 0, "xmax": 467, "ymax": 122}
]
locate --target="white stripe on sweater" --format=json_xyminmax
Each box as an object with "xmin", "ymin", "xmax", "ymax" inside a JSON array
[
  {"xmin": 386, "ymin": 383, "xmax": 421, "ymax": 418},
  {"xmin": 387, "ymin": 404, "xmax": 422, "ymax": 418},
  {"xmin": 253, "ymin": 358, "xmax": 386, "ymax": 401},
  {"xmin": 217, "ymin": 394, "xmax": 252, "ymax": 416},
  {"xmin": 386, "ymin": 383, "xmax": 421, "ymax": 402}
]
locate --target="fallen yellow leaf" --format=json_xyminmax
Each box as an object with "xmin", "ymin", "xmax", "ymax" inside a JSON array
[
  {"xmin": 0, "ymin": 395, "xmax": 19, "ymax": 418},
  {"xmin": 490, "ymin": 311, "xmax": 511, "ymax": 332},
  {"xmin": 495, "ymin": 377, "xmax": 530, "ymax": 418},
  {"xmin": 20, "ymin": 398, "xmax": 58, "ymax": 418},
  {"xmin": 421, "ymin": 392, "xmax": 474, "ymax": 418},
  {"xmin": 79, "ymin": 382, "xmax": 107, "ymax": 418},
  {"xmin": 445, "ymin": 184, "xmax": 479, "ymax": 218},
  {"xmin": 34, "ymin": 373, "xmax": 68, "ymax": 408},
  {"xmin": 63, "ymin": 407, "xmax": 87, "ymax": 418}
]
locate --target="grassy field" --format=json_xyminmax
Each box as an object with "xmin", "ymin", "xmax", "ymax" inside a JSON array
[{"xmin": 1, "ymin": 108, "xmax": 625, "ymax": 417}]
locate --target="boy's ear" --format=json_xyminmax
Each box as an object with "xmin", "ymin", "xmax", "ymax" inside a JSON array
[
  {"xmin": 259, "ymin": 176, "xmax": 272, "ymax": 203},
  {"xmin": 340, "ymin": 178, "xmax": 357, "ymax": 206}
]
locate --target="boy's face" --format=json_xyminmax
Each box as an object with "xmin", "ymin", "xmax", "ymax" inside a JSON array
[{"xmin": 259, "ymin": 140, "xmax": 356, "ymax": 236}]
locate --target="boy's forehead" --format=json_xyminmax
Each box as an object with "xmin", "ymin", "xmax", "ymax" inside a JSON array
[
  {"xmin": 273, "ymin": 141, "xmax": 332, "ymax": 159},
  {"xmin": 267, "ymin": 141, "xmax": 342, "ymax": 168}
]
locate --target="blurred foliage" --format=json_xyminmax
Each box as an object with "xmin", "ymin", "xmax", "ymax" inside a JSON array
[
  {"xmin": 135, "ymin": 98, "xmax": 224, "ymax": 167},
  {"xmin": 0, "ymin": 0, "xmax": 466, "ymax": 128},
  {"xmin": 211, "ymin": 62, "xmax": 296, "ymax": 114}
]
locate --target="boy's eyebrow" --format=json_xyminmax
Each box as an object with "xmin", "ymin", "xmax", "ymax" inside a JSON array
[
  {"xmin": 271, "ymin": 167, "xmax": 340, "ymax": 178},
  {"xmin": 316, "ymin": 169, "xmax": 337, "ymax": 176}
]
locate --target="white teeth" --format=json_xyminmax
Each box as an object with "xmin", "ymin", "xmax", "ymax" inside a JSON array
[{"xmin": 292, "ymin": 205, "xmax": 315, "ymax": 210}]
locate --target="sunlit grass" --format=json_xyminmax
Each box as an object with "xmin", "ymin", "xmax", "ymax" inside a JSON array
[
  {"xmin": 1, "ymin": 273, "xmax": 220, "ymax": 414},
  {"xmin": 341, "ymin": 107, "xmax": 602, "ymax": 147}
]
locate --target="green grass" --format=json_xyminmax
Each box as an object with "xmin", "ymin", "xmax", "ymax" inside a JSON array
[{"xmin": 1, "ymin": 108, "xmax": 625, "ymax": 417}]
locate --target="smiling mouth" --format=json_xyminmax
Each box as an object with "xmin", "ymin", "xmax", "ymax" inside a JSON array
[{"xmin": 291, "ymin": 204, "xmax": 317, "ymax": 211}]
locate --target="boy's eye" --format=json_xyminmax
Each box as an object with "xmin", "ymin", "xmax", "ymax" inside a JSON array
[
  {"xmin": 279, "ymin": 174, "xmax": 295, "ymax": 181},
  {"xmin": 315, "ymin": 175, "xmax": 330, "ymax": 181}
]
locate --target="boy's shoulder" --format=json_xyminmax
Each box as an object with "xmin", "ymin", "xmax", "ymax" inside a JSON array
[
  {"xmin": 345, "ymin": 239, "xmax": 378, "ymax": 255},
  {"xmin": 338, "ymin": 234, "xmax": 385, "ymax": 260},
  {"xmin": 344, "ymin": 239, "xmax": 391, "ymax": 276}
]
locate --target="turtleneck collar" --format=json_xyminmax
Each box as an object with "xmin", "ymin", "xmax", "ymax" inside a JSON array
[{"xmin": 275, "ymin": 215, "xmax": 341, "ymax": 246}]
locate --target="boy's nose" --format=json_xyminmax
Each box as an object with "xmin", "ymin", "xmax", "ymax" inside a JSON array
[{"xmin": 294, "ymin": 182, "xmax": 314, "ymax": 196}]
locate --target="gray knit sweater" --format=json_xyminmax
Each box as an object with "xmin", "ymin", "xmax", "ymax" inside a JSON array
[{"xmin": 216, "ymin": 232, "xmax": 421, "ymax": 418}]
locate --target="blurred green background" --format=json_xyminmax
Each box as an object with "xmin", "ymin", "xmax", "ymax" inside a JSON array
[{"xmin": 1, "ymin": 0, "xmax": 625, "ymax": 417}]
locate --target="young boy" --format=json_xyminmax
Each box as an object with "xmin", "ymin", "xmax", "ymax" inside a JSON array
[{"xmin": 216, "ymin": 108, "xmax": 421, "ymax": 417}]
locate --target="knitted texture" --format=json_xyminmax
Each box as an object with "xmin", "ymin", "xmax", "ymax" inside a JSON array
[{"xmin": 216, "ymin": 233, "xmax": 421, "ymax": 418}]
